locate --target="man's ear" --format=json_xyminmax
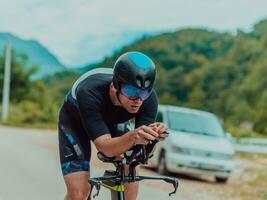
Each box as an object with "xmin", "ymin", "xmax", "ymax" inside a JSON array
[{"xmin": 110, "ymin": 82, "xmax": 117, "ymax": 92}]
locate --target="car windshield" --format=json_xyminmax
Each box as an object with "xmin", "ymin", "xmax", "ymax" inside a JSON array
[{"xmin": 167, "ymin": 111, "xmax": 225, "ymax": 137}]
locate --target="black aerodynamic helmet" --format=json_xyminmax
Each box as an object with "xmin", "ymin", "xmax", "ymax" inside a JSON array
[{"xmin": 113, "ymin": 51, "xmax": 156, "ymax": 100}]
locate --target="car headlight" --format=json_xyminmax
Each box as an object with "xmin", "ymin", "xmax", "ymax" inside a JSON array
[{"xmin": 171, "ymin": 146, "xmax": 191, "ymax": 154}]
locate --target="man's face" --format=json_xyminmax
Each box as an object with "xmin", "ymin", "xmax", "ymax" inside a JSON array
[{"xmin": 118, "ymin": 93, "xmax": 143, "ymax": 113}]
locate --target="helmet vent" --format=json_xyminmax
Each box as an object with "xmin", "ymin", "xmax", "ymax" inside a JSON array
[
  {"xmin": 136, "ymin": 79, "xmax": 142, "ymax": 87},
  {"xmin": 144, "ymin": 79, "xmax": 151, "ymax": 88},
  {"xmin": 136, "ymin": 76, "xmax": 143, "ymax": 87}
]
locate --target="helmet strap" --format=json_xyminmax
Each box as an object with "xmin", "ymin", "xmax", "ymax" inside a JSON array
[
  {"xmin": 116, "ymin": 90, "xmax": 122, "ymax": 105},
  {"xmin": 114, "ymin": 81, "xmax": 123, "ymax": 105}
]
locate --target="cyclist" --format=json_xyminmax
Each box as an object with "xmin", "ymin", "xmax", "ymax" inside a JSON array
[{"xmin": 58, "ymin": 51, "xmax": 168, "ymax": 200}]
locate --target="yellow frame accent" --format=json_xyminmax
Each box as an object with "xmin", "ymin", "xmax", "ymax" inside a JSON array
[{"xmin": 101, "ymin": 182, "xmax": 125, "ymax": 192}]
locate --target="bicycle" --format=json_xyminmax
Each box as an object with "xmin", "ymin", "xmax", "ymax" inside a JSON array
[{"xmin": 88, "ymin": 140, "xmax": 179, "ymax": 200}]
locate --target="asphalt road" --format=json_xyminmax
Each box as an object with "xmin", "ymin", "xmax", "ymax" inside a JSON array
[{"xmin": 0, "ymin": 126, "xmax": 178, "ymax": 200}]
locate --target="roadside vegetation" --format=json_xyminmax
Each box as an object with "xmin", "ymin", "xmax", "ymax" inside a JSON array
[
  {"xmin": 218, "ymin": 153, "xmax": 267, "ymax": 200},
  {"xmin": 0, "ymin": 54, "xmax": 60, "ymax": 129}
]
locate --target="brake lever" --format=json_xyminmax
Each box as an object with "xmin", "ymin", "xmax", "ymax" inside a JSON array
[
  {"xmin": 93, "ymin": 182, "xmax": 101, "ymax": 198},
  {"xmin": 163, "ymin": 178, "xmax": 179, "ymax": 196},
  {"xmin": 88, "ymin": 179, "xmax": 101, "ymax": 199}
]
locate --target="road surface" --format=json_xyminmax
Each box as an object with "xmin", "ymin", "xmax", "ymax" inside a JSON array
[{"xmin": 3, "ymin": 125, "xmax": 263, "ymax": 200}]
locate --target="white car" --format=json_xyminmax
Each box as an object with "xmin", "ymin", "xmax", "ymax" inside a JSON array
[{"xmin": 148, "ymin": 105, "xmax": 235, "ymax": 183}]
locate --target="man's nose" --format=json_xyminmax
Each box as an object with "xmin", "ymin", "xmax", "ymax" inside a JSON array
[{"xmin": 133, "ymin": 97, "xmax": 142, "ymax": 102}]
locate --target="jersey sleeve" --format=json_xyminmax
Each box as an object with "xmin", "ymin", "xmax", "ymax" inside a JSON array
[
  {"xmin": 135, "ymin": 90, "xmax": 158, "ymax": 128},
  {"xmin": 76, "ymin": 88, "xmax": 110, "ymax": 141}
]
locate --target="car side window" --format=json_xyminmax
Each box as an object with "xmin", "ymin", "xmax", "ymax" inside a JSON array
[{"xmin": 156, "ymin": 111, "xmax": 163, "ymax": 122}]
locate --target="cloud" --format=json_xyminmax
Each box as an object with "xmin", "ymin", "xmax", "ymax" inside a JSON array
[{"xmin": 0, "ymin": 0, "xmax": 267, "ymax": 66}]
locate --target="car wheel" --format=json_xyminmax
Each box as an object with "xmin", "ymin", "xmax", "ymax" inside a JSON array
[
  {"xmin": 157, "ymin": 151, "xmax": 168, "ymax": 175},
  {"xmin": 215, "ymin": 176, "xmax": 228, "ymax": 183}
]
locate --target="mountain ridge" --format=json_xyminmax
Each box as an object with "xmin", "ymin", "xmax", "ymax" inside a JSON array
[{"xmin": 0, "ymin": 32, "xmax": 66, "ymax": 79}]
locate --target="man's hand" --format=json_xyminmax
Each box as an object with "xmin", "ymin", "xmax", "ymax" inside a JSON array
[
  {"xmin": 132, "ymin": 125, "xmax": 159, "ymax": 145},
  {"xmin": 149, "ymin": 122, "xmax": 169, "ymax": 141}
]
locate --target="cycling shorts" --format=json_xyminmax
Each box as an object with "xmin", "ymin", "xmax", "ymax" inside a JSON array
[{"xmin": 58, "ymin": 102, "xmax": 91, "ymax": 176}]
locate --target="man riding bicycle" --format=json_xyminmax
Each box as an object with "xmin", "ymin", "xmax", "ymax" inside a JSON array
[{"xmin": 58, "ymin": 51, "xmax": 168, "ymax": 200}]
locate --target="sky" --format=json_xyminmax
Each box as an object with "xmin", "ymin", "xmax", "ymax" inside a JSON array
[{"xmin": 1, "ymin": 0, "xmax": 267, "ymax": 67}]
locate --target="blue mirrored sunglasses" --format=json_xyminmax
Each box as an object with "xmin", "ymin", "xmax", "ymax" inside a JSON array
[{"xmin": 121, "ymin": 85, "xmax": 150, "ymax": 100}]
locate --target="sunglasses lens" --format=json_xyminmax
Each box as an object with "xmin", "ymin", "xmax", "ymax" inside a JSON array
[
  {"xmin": 138, "ymin": 89, "xmax": 149, "ymax": 100},
  {"xmin": 121, "ymin": 85, "xmax": 149, "ymax": 100}
]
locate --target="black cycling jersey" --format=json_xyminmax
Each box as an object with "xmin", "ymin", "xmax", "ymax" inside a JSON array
[{"xmin": 58, "ymin": 68, "xmax": 158, "ymax": 176}]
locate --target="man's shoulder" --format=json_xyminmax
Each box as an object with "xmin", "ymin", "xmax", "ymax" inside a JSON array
[{"xmin": 71, "ymin": 67, "xmax": 113, "ymax": 99}]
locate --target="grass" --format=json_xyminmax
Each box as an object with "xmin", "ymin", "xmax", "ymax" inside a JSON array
[
  {"xmin": 227, "ymin": 152, "xmax": 267, "ymax": 200},
  {"xmin": 246, "ymin": 168, "xmax": 267, "ymax": 200},
  {"xmin": 236, "ymin": 152, "xmax": 267, "ymax": 160}
]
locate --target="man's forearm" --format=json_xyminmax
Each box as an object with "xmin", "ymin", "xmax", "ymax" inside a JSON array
[{"xmin": 96, "ymin": 131, "xmax": 136, "ymax": 157}]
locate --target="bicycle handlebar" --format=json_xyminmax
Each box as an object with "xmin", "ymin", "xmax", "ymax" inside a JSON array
[{"xmin": 89, "ymin": 174, "xmax": 178, "ymax": 197}]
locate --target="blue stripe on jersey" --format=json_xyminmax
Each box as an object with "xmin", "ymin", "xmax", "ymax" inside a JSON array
[{"xmin": 66, "ymin": 133, "xmax": 75, "ymax": 144}]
